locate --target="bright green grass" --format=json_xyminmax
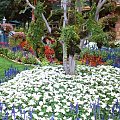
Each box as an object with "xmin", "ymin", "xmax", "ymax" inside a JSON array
[{"xmin": 0, "ymin": 56, "xmax": 33, "ymax": 79}]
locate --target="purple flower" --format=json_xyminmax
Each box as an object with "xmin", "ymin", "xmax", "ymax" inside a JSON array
[
  {"xmin": 0, "ymin": 102, "xmax": 3, "ymax": 112},
  {"xmin": 75, "ymin": 102, "xmax": 79, "ymax": 114},
  {"xmin": 50, "ymin": 114, "xmax": 54, "ymax": 120},
  {"xmin": 70, "ymin": 102, "xmax": 74, "ymax": 111},
  {"xmin": 76, "ymin": 118, "xmax": 80, "ymax": 120}
]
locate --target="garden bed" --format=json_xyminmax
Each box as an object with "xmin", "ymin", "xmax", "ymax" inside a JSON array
[{"xmin": 0, "ymin": 65, "xmax": 120, "ymax": 119}]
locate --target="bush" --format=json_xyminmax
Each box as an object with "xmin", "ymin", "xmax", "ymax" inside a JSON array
[
  {"xmin": 0, "ymin": 48, "xmax": 8, "ymax": 56},
  {"xmin": 41, "ymin": 57, "xmax": 50, "ymax": 66},
  {"xmin": 106, "ymin": 59, "xmax": 114, "ymax": 65},
  {"xmin": 21, "ymin": 53, "xmax": 38, "ymax": 64},
  {"xmin": 7, "ymin": 50, "xmax": 16, "ymax": 60},
  {"xmin": 15, "ymin": 51, "xmax": 23, "ymax": 60}
]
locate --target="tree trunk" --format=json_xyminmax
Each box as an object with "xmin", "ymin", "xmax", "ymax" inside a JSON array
[
  {"xmin": 63, "ymin": 0, "xmax": 68, "ymax": 27},
  {"xmin": 62, "ymin": 0, "xmax": 69, "ymax": 74},
  {"xmin": 79, "ymin": 38, "xmax": 85, "ymax": 50},
  {"xmin": 69, "ymin": 55, "xmax": 75, "ymax": 75},
  {"xmin": 95, "ymin": 0, "xmax": 107, "ymax": 21},
  {"xmin": 63, "ymin": 43, "xmax": 69, "ymax": 74}
]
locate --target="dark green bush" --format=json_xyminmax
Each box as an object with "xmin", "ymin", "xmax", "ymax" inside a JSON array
[
  {"xmin": 0, "ymin": 48, "xmax": 8, "ymax": 56},
  {"xmin": 7, "ymin": 50, "xmax": 16, "ymax": 60}
]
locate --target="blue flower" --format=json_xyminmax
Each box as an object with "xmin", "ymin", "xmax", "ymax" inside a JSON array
[
  {"xmin": 75, "ymin": 102, "xmax": 79, "ymax": 114},
  {"xmin": 50, "ymin": 114, "xmax": 54, "ymax": 120}
]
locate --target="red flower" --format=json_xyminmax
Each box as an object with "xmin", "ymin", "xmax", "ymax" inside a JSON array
[{"xmin": 44, "ymin": 45, "xmax": 55, "ymax": 61}]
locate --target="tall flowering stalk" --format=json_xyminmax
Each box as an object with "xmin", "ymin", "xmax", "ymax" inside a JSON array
[{"xmin": 70, "ymin": 101, "xmax": 80, "ymax": 119}]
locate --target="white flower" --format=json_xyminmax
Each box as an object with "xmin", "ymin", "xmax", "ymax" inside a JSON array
[
  {"xmin": 46, "ymin": 106, "xmax": 52, "ymax": 112},
  {"xmin": 29, "ymin": 100, "xmax": 35, "ymax": 105},
  {"xmin": 32, "ymin": 113, "xmax": 39, "ymax": 119},
  {"xmin": 101, "ymin": 103, "xmax": 106, "ymax": 108},
  {"xmin": 38, "ymin": 112, "xmax": 44, "ymax": 116},
  {"xmin": 39, "ymin": 101, "xmax": 43, "ymax": 106}
]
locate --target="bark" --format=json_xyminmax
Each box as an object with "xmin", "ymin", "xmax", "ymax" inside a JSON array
[
  {"xmin": 25, "ymin": 0, "xmax": 51, "ymax": 33},
  {"xmin": 69, "ymin": 55, "xmax": 75, "ymax": 75},
  {"xmin": 62, "ymin": 0, "xmax": 69, "ymax": 74},
  {"xmin": 95, "ymin": 0, "xmax": 107, "ymax": 21},
  {"xmin": 63, "ymin": 42, "xmax": 69, "ymax": 74},
  {"xmin": 63, "ymin": 0, "xmax": 68, "ymax": 27},
  {"xmin": 79, "ymin": 38, "xmax": 85, "ymax": 50}
]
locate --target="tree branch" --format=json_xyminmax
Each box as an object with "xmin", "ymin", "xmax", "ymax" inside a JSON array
[
  {"xmin": 25, "ymin": 0, "xmax": 51, "ymax": 33},
  {"xmin": 95, "ymin": 0, "xmax": 107, "ymax": 21},
  {"xmin": 25, "ymin": 0, "xmax": 35, "ymax": 9}
]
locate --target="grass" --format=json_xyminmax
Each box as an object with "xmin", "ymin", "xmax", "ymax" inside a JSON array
[{"xmin": 0, "ymin": 56, "xmax": 33, "ymax": 79}]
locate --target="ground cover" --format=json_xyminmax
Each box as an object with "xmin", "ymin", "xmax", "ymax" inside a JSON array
[{"xmin": 0, "ymin": 65, "xmax": 120, "ymax": 119}]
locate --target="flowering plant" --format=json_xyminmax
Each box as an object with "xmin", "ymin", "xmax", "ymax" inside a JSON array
[
  {"xmin": 0, "ymin": 65, "xmax": 120, "ymax": 119},
  {"xmin": 12, "ymin": 32, "xmax": 25, "ymax": 39},
  {"xmin": 0, "ymin": 23, "xmax": 13, "ymax": 33}
]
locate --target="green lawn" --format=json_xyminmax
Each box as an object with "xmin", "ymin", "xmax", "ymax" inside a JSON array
[{"xmin": 0, "ymin": 56, "xmax": 33, "ymax": 79}]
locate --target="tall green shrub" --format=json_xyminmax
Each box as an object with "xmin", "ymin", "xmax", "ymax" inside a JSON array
[{"xmin": 27, "ymin": 2, "xmax": 45, "ymax": 52}]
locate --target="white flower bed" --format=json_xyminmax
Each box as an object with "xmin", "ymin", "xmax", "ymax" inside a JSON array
[{"xmin": 0, "ymin": 65, "xmax": 120, "ymax": 119}]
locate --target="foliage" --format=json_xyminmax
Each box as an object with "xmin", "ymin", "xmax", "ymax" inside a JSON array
[
  {"xmin": 0, "ymin": 0, "xmax": 26, "ymax": 21},
  {"xmin": 0, "ymin": 55, "xmax": 33, "ymax": 78},
  {"xmin": 15, "ymin": 51, "xmax": 23, "ymax": 60},
  {"xmin": 75, "ymin": 12, "xmax": 85, "ymax": 29},
  {"xmin": 99, "ymin": 15, "xmax": 118, "ymax": 28},
  {"xmin": 27, "ymin": 1, "xmax": 45, "ymax": 51},
  {"xmin": 7, "ymin": 50, "xmax": 16, "ymax": 60},
  {"xmin": 105, "ymin": 59, "xmax": 114, "ymax": 65},
  {"xmin": 9, "ymin": 38, "xmax": 21, "ymax": 48},
  {"xmin": 86, "ymin": 18, "xmax": 108, "ymax": 45},
  {"xmin": 0, "ymin": 48, "xmax": 8, "ymax": 56},
  {"xmin": 79, "ymin": 48, "xmax": 89, "ymax": 59},
  {"xmin": 21, "ymin": 53, "xmax": 38, "ymax": 64},
  {"xmin": 12, "ymin": 32, "xmax": 25, "ymax": 40},
  {"xmin": 41, "ymin": 57, "xmax": 50, "ymax": 66},
  {"xmin": 48, "ymin": 9, "xmax": 63, "ymax": 22},
  {"xmin": 59, "ymin": 25, "xmax": 79, "ymax": 47},
  {"xmin": 79, "ymin": 47, "xmax": 120, "ymax": 67},
  {"xmin": 0, "ymin": 47, "xmax": 38, "ymax": 65},
  {"xmin": 103, "ymin": 1, "xmax": 116, "ymax": 13},
  {"xmin": 0, "ymin": 0, "xmax": 11, "ymax": 20}
]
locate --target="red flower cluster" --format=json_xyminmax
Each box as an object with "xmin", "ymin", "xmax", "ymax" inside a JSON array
[
  {"xmin": 19, "ymin": 40, "xmax": 34, "ymax": 54},
  {"xmin": 81, "ymin": 54, "xmax": 104, "ymax": 67},
  {"xmin": 44, "ymin": 45, "xmax": 55, "ymax": 62}
]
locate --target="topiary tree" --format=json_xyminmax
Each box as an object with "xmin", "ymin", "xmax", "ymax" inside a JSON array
[{"xmin": 27, "ymin": 1, "xmax": 45, "ymax": 57}]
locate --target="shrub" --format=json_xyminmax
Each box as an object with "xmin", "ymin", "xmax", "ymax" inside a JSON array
[
  {"xmin": 0, "ymin": 48, "xmax": 8, "ymax": 56},
  {"xmin": 106, "ymin": 59, "xmax": 114, "ymax": 65},
  {"xmin": 15, "ymin": 51, "xmax": 23, "ymax": 61},
  {"xmin": 41, "ymin": 57, "xmax": 50, "ymax": 66},
  {"xmin": 21, "ymin": 53, "xmax": 38, "ymax": 64},
  {"xmin": 7, "ymin": 50, "xmax": 16, "ymax": 60}
]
